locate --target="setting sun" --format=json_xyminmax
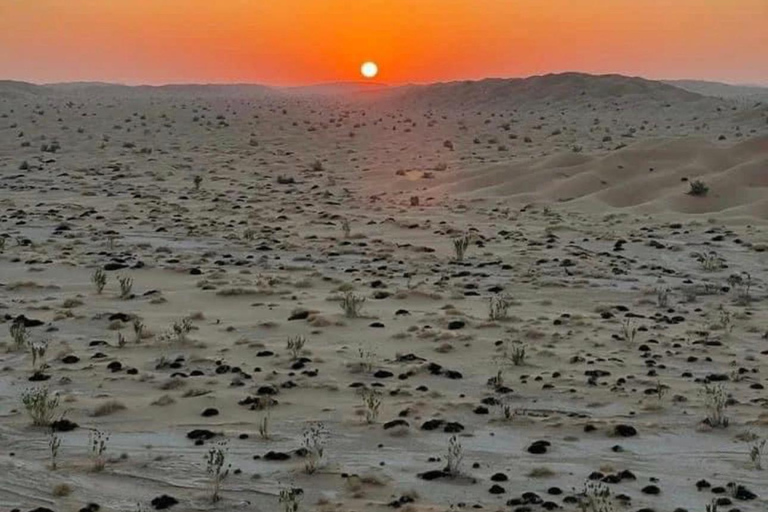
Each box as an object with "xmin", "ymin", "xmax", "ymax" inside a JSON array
[{"xmin": 360, "ymin": 61, "xmax": 378, "ymax": 79}]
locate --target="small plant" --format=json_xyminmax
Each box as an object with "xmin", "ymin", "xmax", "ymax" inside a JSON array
[
  {"xmin": 172, "ymin": 317, "xmax": 192, "ymax": 343},
  {"xmin": 205, "ymin": 442, "xmax": 231, "ymax": 503},
  {"xmin": 258, "ymin": 405, "xmax": 271, "ymax": 440},
  {"xmin": 193, "ymin": 175, "xmax": 203, "ymax": 190},
  {"xmin": 243, "ymin": 227, "xmax": 257, "ymax": 241},
  {"xmin": 688, "ymin": 179, "xmax": 709, "ymax": 196},
  {"xmin": 286, "ymin": 335, "xmax": 306, "ymax": 360},
  {"xmin": 22, "ymin": 387, "xmax": 59, "ymax": 426},
  {"xmin": 488, "ymin": 368, "xmax": 505, "ymax": 390},
  {"xmin": 445, "ymin": 435, "xmax": 464, "ymax": 476},
  {"xmin": 578, "ymin": 481, "xmax": 614, "ymax": 512},
  {"xmin": 49, "ymin": 430, "xmax": 62, "ymax": 470},
  {"xmin": 497, "ymin": 397, "xmax": 516, "ymax": 421},
  {"xmin": 29, "ymin": 339, "xmax": 48, "ymax": 374},
  {"xmin": 749, "ymin": 438, "xmax": 766, "ymax": 470},
  {"xmin": 10, "ymin": 321, "xmax": 29, "ymax": 351},
  {"xmin": 118, "ymin": 276, "xmax": 133, "ymax": 299},
  {"xmin": 452, "ymin": 234, "xmax": 471, "ymax": 262},
  {"xmin": 132, "ymin": 318, "xmax": 144, "ymax": 343},
  {"xmin": 496, "ymin": 340, "xmax": 527, "ymax": 367},
  {"xmin": 656, "ymin": 286, "xmax": 670, "ymax": 308},
  {"xmin": 89, "ymin": 429, "xmax": 109, "ymax": 471},
  {"xmin": 510, "ymin": 344, "xmax": 526, "ymax": 366},
  {"xmin": 340, "ymin": 291, "xmax": 365, "ymax": 318},
  {"xmin": 340, "ymin": 218, "xmax": 351, "ymax": 238},
  {"xmin": 301, "ymin": 422, "xmax": 327, "ymax": 474},
  {"xmin": 488, "ymin": 294, "xmax": 513, "ymax": 321},
  {"xmin": 728, "ymin": 272, "xmax": 752, "ymax": 305},
  {"xmin": 360, "ymin": 388, "xmax": 382, "ymax": 424},
  {"xmin": 654, "ymin": 380, "xmax": 668, "ymax": 402},
  {"xmin": 279, "ymin": 486, "xmax": 302, "ymax": 512},
  {"xmin": 702, "ymin": 383, "xmax": 729, "ymax": 428},
  {"xmin": 0, "ymin": 236, "xmax": 6, "ymax": 252},
  {"xmin": 357, "ymin": 346, "xmax": 376, "ymax": 372},
  {"xmin": 91, "ymin": 268, "xmax": 107, "ymax": 294},
  {"xmin": 705, "ymin": 498, "xmax": 719, "ymax": 512},
  {"xmin": 693, "ymin": 251, "xmax": 725, "ymax": 271},
  {"xmin": 718, "ymin": 305, "xmax": 734, "ymax": 335},
  {"xmin": 620, "ymin": 318, "xmax": 637, "ymax": 343}
]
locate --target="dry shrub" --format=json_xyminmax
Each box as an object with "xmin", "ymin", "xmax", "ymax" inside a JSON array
[{"xmin": 92, "ymin": 400, "xmax": 126, "ymax": 417}]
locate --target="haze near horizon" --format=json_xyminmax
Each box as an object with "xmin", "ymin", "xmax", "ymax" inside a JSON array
[{"xmin": 1, "ymin": 0, "xmax": 767, "ymax": 86}]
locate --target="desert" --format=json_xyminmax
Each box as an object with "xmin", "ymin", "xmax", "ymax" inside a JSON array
[{"xmin": 1, "ymin": 72, "xmax": 768, "ymax": 512}]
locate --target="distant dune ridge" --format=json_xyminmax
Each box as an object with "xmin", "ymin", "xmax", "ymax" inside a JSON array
[{"xmin": 2, "ymin": 72, "xmax": 767, "ymax": 218}]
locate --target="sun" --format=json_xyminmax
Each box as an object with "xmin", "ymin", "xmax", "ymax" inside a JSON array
[{"xmin": 360, "ymin": 61, "xmax": 378, "ymax": 79}]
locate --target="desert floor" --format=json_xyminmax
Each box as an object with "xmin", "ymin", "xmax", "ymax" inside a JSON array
[{"xmin": 1, "ymin": 75, "xmax": 768, "ymax": 512}]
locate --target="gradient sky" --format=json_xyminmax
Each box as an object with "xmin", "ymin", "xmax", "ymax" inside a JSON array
[{"xmin": 1, "ymin": 0, "xmax": 766, "ymax": 85}]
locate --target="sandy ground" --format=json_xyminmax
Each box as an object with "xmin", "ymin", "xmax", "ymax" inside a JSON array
[{"xmin": 1, "ymin": 74, "xmax": 768, "ymax": 512}]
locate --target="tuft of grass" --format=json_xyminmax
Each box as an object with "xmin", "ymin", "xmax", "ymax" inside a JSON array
[
  {"xmin": 286, "ymin": 335, "xmax": 306, "ymax": 360},
  {"xmin": 118, "ymin": 276, "xmax": 133, "ymax": 299},
  {"xmin": 452, "ymin": 234, "xmax": 471, "ymax": 262},
  {"xmin": 91, "ymin": 268, "xmax": 107, "ymax": 294},
  {"xmin": 702, "ymin": 383, "xmax": 729, "ymax": 428}
]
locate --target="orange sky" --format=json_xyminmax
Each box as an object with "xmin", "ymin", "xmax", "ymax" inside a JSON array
[{"xmin": 1, "ymin": 0, "xmax": 766, "ymax": 85}]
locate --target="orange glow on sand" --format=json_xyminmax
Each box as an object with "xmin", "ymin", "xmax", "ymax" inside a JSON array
[{"xmin": 0, "ymin": 0, "xmax": 766, "ymax": 85}]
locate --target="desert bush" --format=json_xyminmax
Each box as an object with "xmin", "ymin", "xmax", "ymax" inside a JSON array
[
  {"xmin": 360, "ymin": 388, "xmax": 382, "ymax": 424},
  {"xmin": 688, "ymin": 179, "xmax": 709, "ymax": 196},
  {"xmin": 193, "ymin": 175, "xmax": 203, "ymax": 190},
  {"xmin": 279, "ymin": 486, "xmax": 302, "ymax": 512},
  {"xmin": 172, "ymin": 317, "xmax": 192, "ymax": 343},
  {"xmin": 656, "ymin": 287, "xmax": 670, "ymax": 308},
  {"xmin": 728, "ymin": 272, "xmax": 752, "ymax": 305},
  {"xmin": 693, "ymin": 251, "xmax": 725, "ymax": 271},
  {"xmin": 445, "ymin": 435, "xmax": 464, "ymax": 476},
  {"xmin": 22, "ymin": 387, "xmax": 59, "ymax": 426},
  {"xmin": 10, "ymin": 321, "xmax": 29, "ymax": 351},
  {"xmin": 205, "ymin": 442, "xmax": 230, "ymax": 502},
  {"xmin": 488, "ymin": 294, "xmax": 513, "ymax": 321},
  {"xmin": 92, "ymin": 400, "xmax": 126, "ymax": 417},
  {"xmin": 301, "ymin": 422, "xmax": 327, "ymax": 474},
  {"xmin": 89, "ymin": 429, "xmax": 109, "ymax": 471},
  {"xmin": 749, "ymin": 438, "xmax": 765, "ymax": 470},
  {"xmin": 340, "ymin": 291, "xmax": 365, "ymax": 318},
  {"xmin": 620, "ymin": 318, "xmax": 637, "ymax": 343},
  {"xmin": 702, "ymin": 383, "xmax": 729, "ymax": 428},
  {"xmin": 578, "ymin": 481, "xmax": 614, "ymax": 512}
]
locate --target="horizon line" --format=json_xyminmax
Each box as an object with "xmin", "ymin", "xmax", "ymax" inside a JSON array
[{"xmin": 3, "ymin": 71, "xmax": 768, "ymax": 90}]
